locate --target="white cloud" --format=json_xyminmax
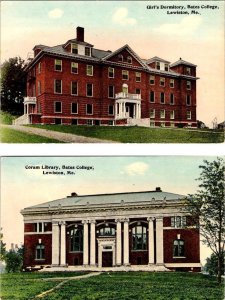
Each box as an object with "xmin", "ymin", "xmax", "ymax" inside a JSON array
[
  {"xmin": 153, "ymin": 15, "xmax": 202, "ymax": 36},
  {"xmin": 48, "ymin": 8, "xmax": 64, "ymax": 19},
  {"xmin": 124, "ymin": 162, "xmax": 149, "ymax": 176},
  {"xmin": 112, "ymin": 7, "xmax": 137, "ymax": 26}
]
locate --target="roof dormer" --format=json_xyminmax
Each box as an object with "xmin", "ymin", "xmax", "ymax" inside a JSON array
[{"xmin": 147, "ymin": 56, "xmax": 170, "ymax": 71}]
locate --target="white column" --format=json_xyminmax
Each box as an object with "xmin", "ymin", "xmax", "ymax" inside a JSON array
[
  {"xmin": 90, "ymin": 220, "xmax": 96, "ymax": 266},
  {"xmin": 52, "ymin": 222, "xmax": 60, "ymax": 266},
  {"xmin": 60, "ymin": 221, "xmax": 66, "ymax": 266},
  {"xmin": 82, "ymin": 220, "xmax": 89, "ymax": 265},
  {"xmin": 147, "ymin": 217, "xmax": 155, "ymax": 264},
  {"xmin": 116, "ymin": 219, "xmax": 122, "ymax": 266},
  {"xmin": 123, "ymin": 218, "xmax": 130, "ymax": 266},
  {"xmin": 115, "ymin": 103, "xmax": 117, "ymax": 118},
  {"xmin": 156, "ymin": 217, "xmax": 164, "ymax": 265},
  {"xmin": 120, "ymin": 103, "xmax": 122, "ymax": 118},
  {"xmin": 133, "ymin": 104, "xmax": 136, "ymax": 119}
]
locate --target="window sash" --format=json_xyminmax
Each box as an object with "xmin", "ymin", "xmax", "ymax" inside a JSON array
[
  {"xmin": 54, "ymin": 80, "xmax": 62, "ymax": 94},
  {"xmin": 170, "ymin": 79, "xmax": 174, "ymax": 88},
  {"xmin": 108, "ymin": 86, "xmax": 114, "ymax": 98},
  {"xmin": 160, "ymin": 77, "xmax": 165, "ymax": 86},
  {"xmin": 71, "ymin": 82, "xmax": 78, "ymax": 95},
  {"xmin": 71, "ymin": 103, "xmax": 78, "ymax": 114},
  {"xmin": 71, "ymin": 43, "xmax": 78, "ymax": 54},
  {"xmin": 160, "ymin": 110, "xmax": 165, "ymax": 119},
  {"xmin": 86, "ymin": 84, "xmax": 93, "ymax": 97},
  {"xmin": 108, "ymin": 67, "xmax": 114, "ymax": 78},
  {"xmin": 150, "ymin": 91, "xmax": 155, "ymax": 103},
  {"xmin": 85, "ymin": 47, "xmax": 91, "ymax": 56},
  {"xmin": 55, "ymin": 59, "xmax": 62, "ymax": 71},
  {"xmin": 160, "ymin": 92, "xmax": 165, "ymax": 104},
  {"xmin": 86, "ymin": 104, "xmax": 93, "ymax": 115},
  {"xmin": 136, "ymin": 72, "xmax": 141, "ymax": 82},
  {"xmin": 87, "ymin": 65, "xmax": 93, "ymax": 76},
  {"xmin": 150, "ymin": 76, "xmax": 155, "ymax": 85},
  {"xmin": 122, "ymin": 70, "xmax": 129, "ymax": 80},
  {"xmin": 108, "ymin": 105, "xmax": 114, "ymax": 115},
  {"xmin": 170, "ymin": 94, "xmax": 174, "ymax": 104},
  {"xmin": 150, "ymin": 109, "xmax": 155, "ymax": 118},
  {"xmin": 71, "ymin": 62, "xmax": 78, "ymax": 74},
  {"xmin": 55, "ymin": 101, "xmax": 62, "ymax": 113}
]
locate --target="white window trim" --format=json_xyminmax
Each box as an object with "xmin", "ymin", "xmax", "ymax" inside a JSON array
[
  {"xmin": 86, "ymin": 104, "xmax": 93, "ymax": 115},
  {"xmin": 54, "ymin": 101, "xmax": 62, "ymax": 113},
  {"xmin": 71, "ymin": 62, "xmax": 78, "ymax": 74},
  {"xmin": 86, "ymin": 84, "xmax": 93, "ymax": 97},
  {"xmin": 135, "ymin": 72, "xmax": 141, "ymax": 82},
  {"xmin": 150, "ymin": 109, "xmax": 155, "ymax": 119},
  {"xmin": 127, "ymin": 56, "xmax": 132, "ymax": 64},
  {"xmin": 87, "ymin": 65, "xmax": 93, "ymax": 76},
  {"xmin": 187, "ymin": 111, "xmax": 192, "ymax": 120},
  {"xmin": 71, "ymin": 81, "xmax": 78, "ymax": 96},
  {"xmin": 108, "ymin": 85, "xmax": 115, "ymax": 99},
  {"xmin": 160, "ymin": 77, "xmax": 165, "ymax": 87},
  {"xmin": 118, "ymin": 54, "xmax": 123, "ymax": 62},
  {"xmin": 170, "ymin": 79, "xmax": 174, "ymax": 88},
  {"xmin": 108, "ymin": 67, "xmax": 114, "ymax": 78},
  {"xmin": 170, "ymin": 94, "xmax": 175, "ymax": 105},
  {"xmin": 160, "ymin": 110, "xmax": 165, "ymax": 119},
  {"xmin": 122, "ymin": 70, "xmax": 129, "ymax": 80},
  {"xmin": 186, "ymin": 95, "xmax": 191, "ymax": 106},
  {"xmin": 54, "ymin": 59, "xmax": 62, "ymax": 72},
  {"xmin": 71, "ymin": 102, "xmax": 78, "ymax": 114},
  {"xmin": 108, "ymin": 105, "xmax": 114, "ymax": 116},
  {"xmin": 150, "ymin": 75, "xmax": 155, "ymax": 85},
  {"xmin": 71, "ymin": 43, "xmax": 78, "ymax": 54},
  {"xmin": 38, "ymin": 62, "xmax": 41, "ymax": 74},
  {"xmin": 150, "ymin": 121, "xmax": 155, "ymax": 127},
  {"xmin": 150, "ymin": 91, "xmax": 155, "ymax": 103},
  {"xmin": 160, "ymin": 92, "xmax": 165, "ymax": 104},
  {"xmin": 187, "ymin": 81, "xmax": 191, "ymax": 90},
  {"xmin": 156, "ymin": 61, "xmax": 160, "ymax": 70},
  {"xmin": 170, "ymin": 111, "xmax": 175, "ymax": 120},
  {"xmin": 54, "ymin": 79, "xmax": 62, "ymax": 94},
  {"xmin": 85, "ymin": 47, "xmax": 91, "ymax": 57}
]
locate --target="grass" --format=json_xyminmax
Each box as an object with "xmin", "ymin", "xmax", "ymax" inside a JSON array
[
  {"xmin": 30, "ymin": 125, "xmax": 224, "ymax": 143},
  {"xmin": 0, "ymin": 127, "xmax": 62, "ymax": 143},
  {"xmin": 1, "ymin": 271, "xmax": 223, "ymax": 300}
]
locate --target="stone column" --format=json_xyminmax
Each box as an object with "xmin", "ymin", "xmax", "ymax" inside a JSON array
[
  {"xmin": 90, "ymin": 220, "xmax": 96, "ymax": 266},
  {"xmin": 123, "ymin": 218, "xmax": 130, "ymax": 266},
  {"xmin": 156, "ymin": 217, "xmax": 164, "ymax": 265},
  {"xmin": 147, "ymin": 217, "xmax": 155, "ymax": 264},
  {"xmin": 52, "ymin": 221, "xmax": 60, "ymax": 266},
  {"xmin": 60, "ymin": 221, "xmax": 66, "ymax": 266},
  {"xmin": 116, "ymin": 219, "xmax": 122, "ymax": 266},
  {"xmin": 82, "ymin": 220, "xmax": 89, "ymax": 266}
]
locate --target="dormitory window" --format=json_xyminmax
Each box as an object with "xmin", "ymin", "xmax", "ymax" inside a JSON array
[
  {"xmin": 34, "ymin": 222, "xmax": 43, "ymax": 233},
  {"xmin": 71, "ymin": 43, "xmax": 78, "ymax": 54},
  {"xmin": 186, "ymin": 67, "xmax": 191, "ymax": 75},
  {"xmin": 71, "ymin": 103, "xmax": 78, "ymax": 114},
  {"xmin": 160, "ymin": 92, "xmax": 165, "ymax": 104},
  {"xmin": 85, "ymin": 47, "xmax": 91, "ymax": 56},
  {"xmin": 108, "ymin": 86, "xmax": 114, "ymax": 98},
  {"xmin": 86, "ymin": 84, "xmax": 93, "ymax": 97},
  {"xmin": 127, "ymin": 56, "xmax": 132, "ymax": 64},
  {"xmin": 86, "ymin": 65, "xmax": 93, "ymax": 76},
  {"xmin": 150, "ymin": 91, "xmax": 155, "ymax": 103},
  {"xmin": 150, "ymin": 75, "xmax": 155, "ymax": 85},
  {"xmin": 187, "ymin": 111, "xmax": 191, "ymax": 120},
  {"xmin": 173, "ymin": 240, "xmax": 185, "ymax": 257},
  {"xmin": 38, "ymin": 62, "xmax": 41, "ymax": 74},
  {"xmin": 186, "ymin": 95, "xmax": 191, "ymax": 105},
  {"xmin": 71, "ymin": 81, "xmax": 78, "ymax": 95},
  {"xmin": 160, "ymin": 77, "xmax": 165, "ymax": 87},
  {"xmin": 55, "ymin": 101, "xmax": 62, "ymax": 113},
  {"xmin": 122, "ymin": 70, "xmax": 129, "ymax": 80},
  {"xmin": 187, "ymin": 81, "xmax": 191, "ymax": 90},
  {"xmin": 132, "ymin": 225, "xmax": 147, "ymax": 250},
  {"xmin": 135, "ymin": 88, "xmax": 141, "ymax": 95},
  {"xmin": 156, "ymin": 61, "xmax": 160, "ymax": 70},
  {"xmin": 86, "ymin": 104, "xmax": 93, "ymax": 115},
  {"xmin": 71, "ymin": 62, "xmax": 78, "ymax": 74},
  {"xmin": 37, "ymin": 81, "xmax": 41, "ymax": 95},
  {"xmin": 150, "ymin": 109, "xmax": 155, "ymax": 118},
  {"xmin": 160, "ymin": 110, "xmax": 165, "ymax": 119},
  {"xmin": 108, "ymin": 105, "xmax": 114, "ymax": 115},
  {"xmin": 36, "ymin": 244, "xmax": 45, "ymax": 260},
  {"xmin": 165, "ymin": 64, "xmax": 169, "ymax": 71},
  {"xmin": 136, "ymin": 72, "xmax": 141, "ymax": 82},
  {"xmin": 108, "ymin": 67, "xmax": 114, "ymax": 78},
  {"xmin": 170, "ymin": 79, "xmax": 174, "ymax": 88},
  {"xmin": 54, "ymin": 80, "xmax": 62, "ymax": 94},
  {"xmin": 170, "ymin": 111, "xmax": 175, "ymax": 119},
  {"xmin": 70, "ymin": 227, "xmax": 83, "ymax": 252},
  {"xmin": 170, "ymin": 93, "xmax": 174, "ymax": 105},
  {"xmin": 55, "ymin": 59, "xmax": 62, "ymax": 71},
  {"xmin": 118, "ymin": 54, "xmax": 123, "ymax": 62},
  {"xmin": 171, "ymin": 216, "xmax": 186, "ymax": 228}
]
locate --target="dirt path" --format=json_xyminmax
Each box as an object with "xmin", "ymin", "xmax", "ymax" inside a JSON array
[
  {"xmin": 1, "ymin": 125, "xmax": 118, "ymax": 143},
  {"xmin": 33, "ymin": 272, "xmax": 102, "ymax": 299}
]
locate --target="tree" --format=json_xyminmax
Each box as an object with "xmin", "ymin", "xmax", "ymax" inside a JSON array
[
  {"xmin": 0, "ymin": 229, "xmax": 6, "ymax": 261},
  {"xmin": 1, "ymin": 57, "xmax": 27, "ymax": 115},
  {"xmin": 5, "ymin": 246, "xmax": 24, "ymax": 273},
  {"xmin": 187, "ymin": 158, "xmax": 224, "ymax": 283},
  {"xmin": 205, "ymin": 252, "xmax": 224, "ymax": 276}
]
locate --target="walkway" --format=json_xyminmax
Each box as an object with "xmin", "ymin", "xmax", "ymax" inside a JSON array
[{"xmin": 1, "ymin": 125, "xmax": 118, "ymax": 143}]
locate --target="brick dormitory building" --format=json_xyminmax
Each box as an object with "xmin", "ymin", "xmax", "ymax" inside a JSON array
[
  {"xmin": 15, "ymin": 26, "xmax": 198, "ymax": 127},
  {"xmin": 21, "ymin": 188, "xmax": 201, "ymax": 271}
]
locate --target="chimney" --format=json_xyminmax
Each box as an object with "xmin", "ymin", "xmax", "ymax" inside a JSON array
[
  {"xmin": 77, "ymin": 26, "xmax": 84, "ymax": 42},
  {"xmin": 67, "ymin": 192, "xmax": 78, "ymax": 197},
  {"xmin": 155, "ymin": 187, "xmax": 162, "ymax": 192}
]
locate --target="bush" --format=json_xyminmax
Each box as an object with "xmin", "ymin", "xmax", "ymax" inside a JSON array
[{"xmin": 5, "ymin": 248, "xmax": 23, "ymax": 273}]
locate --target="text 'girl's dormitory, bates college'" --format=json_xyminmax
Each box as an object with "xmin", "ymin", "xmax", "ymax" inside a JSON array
[{"xmin": 15, "ymin": 26, "xmax": 198, "ymax": 127}]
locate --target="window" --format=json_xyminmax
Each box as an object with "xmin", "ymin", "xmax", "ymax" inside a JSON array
[
  {"xmin": 108, "ymin": 67, "xmax": 114, "ymax": 78},
  {"xmin": 122, "ymin": 70, "xmax": 129, "ymax": 80},
  {"xmin": 71, "ymin": 102, "xmax": 78, "ymax": 114},
  {"xmin": 108, "ymin": 85, "xmax": 114, "ymax": 98},
  {"xmin": 85, "ymin": 47, "xmax": 91, "ymax": 56},
  {"xmin": 55, "ymin": 59, "xmax": 62, "ymax": 71},
  {"xmin": 37, "ymin": 81, "xmax": 41, "ymax": 95},
  {"xmin": 160, "ymin": 110, "xmax": 165, "ymax": 119},
  {"xmin": 87, "ymin": 119, "xmax": 93, "ymax": 125},
  {"xmin": 170, "ymin": 79, "xmax": 174, "ymax": 88},
  {"xmin": 186, "ymin": 67, "xmax": 191, "ymax": 75},
  {"xmin": 187, "ymin": 81, "xmax": 191, "ymax": 90},
  {"xmin": 86, "ymin": 84, "xmax": 93, "ymax": 97},
  {"xmin": 108, "ymin": 120, "xmax": 114, "ymax": 126},
  {"xmin": 71, "ymin": 43, "xmax": 78, "ymax": 54},
  {"xmin": 161, "ymin": 122, "xmax": 165, "ymax": 127},
  {"xmin": 150, "ymin": 91, "xmax": 155, "ymax": 103},
  {"xmin": 170, "ymin": 93, "xmax": 174, "ymax": 105},
  {"xmin": 118, "ymin": 54, "xmax": 123, "ymax": 62},
  {"xmin": 122, "ymin": 84, "xmax": 128, "ymax": 94},
  {"xmin": 173, "ymin": 240, "xmax": 185, "ymax": 257},
  {"xmin": 71, "ymin": 62, "xmax": 78, "ymax": 74},
  {"xmin": 86, "ymin": 104, "xmax": 93, "ymax": 115},
  {"xmin": 156, "ymin": 61, "xmax": 160, "ymax": 70},
  {"xmin": 132, "ymin": 225, "xmax": 147, "ymax": 250},
  {"xmin": 171, "ymin": 216, "xmax": 186, "ymax": 228},
  {"xmin": 54, "ymin": 80, "xmax": 62, "ymax": 94},
  {"xmin": 150, "ymin": 75, "xmax": 155, "ymax": 85},
  {"xmin": 170, "ymin": 110, "xmax": 175, "ymax": 119},
  {"xmin": 108, "ymin": 105, "xmax": 114, "ymax": 115},
  {"xmin": 150, "ymin": 121, "xmax": 155, "ymax": 127},
  {"xmin": 160, "ymin": 92, "xmax": 165, "ymax": 104},
  {"xmin": 186, "ymin": 95, "xmax": 191, "ymax": 105},
  {"xmin": 165, "ymin": 63, "xmax": 169, "ymax": 71},
  {"xmin": 34, "ymin": 222, "xmax": 43, "ymax": 233},
  {"xmin": 136, "ymin": 72, "xmax": 141, "ymax": 82},
  {"xmin": 71, "ymin": 81, "xmax": 78, "ymax": 95},
  {"xmin": 187, "ymin": 111, "xmax": 191, "ymax": 120},
  {"xmin": 135, "ymin": 88, "xmax": 141, "ymax": 95},
  {"xmin": 160, "ymin": 77, "xmax": 165, "ymax": 87},
  {"xmin": 87, "ymin": 65, "xmax": 93, "ymax": 76},
  {"xmin": 55, "ymin": 101, "xmax": 62, "ymax": 113},
  {"xmin": 38, "ymin": 62, "xmax": 41, "ymax": 74},
  {"xmin": 99, "ymin": 227, "xmax": 115, "ymax": 236},
  {"xmin": 36, "ymin": 244, "xmax": 45, "ymax": 259},
  {"xmin": 127, "ymin": 56, "xmax": 132, "ymax": 64},
  {"xmin": 150, "ymin": 109, "xmax": 155, "ymax": 118},
  {"xmin": 70, "ymin": 227, "xmax": 83, "ymax": 252},
  {"xmin": 55, "ymin": 118, "xmax": 61, "ymax": 124}
]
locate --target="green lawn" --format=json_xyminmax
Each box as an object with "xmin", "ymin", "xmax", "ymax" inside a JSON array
[
  {"xmin": 0, "ymin": 127, "xmax": 62, "ymax": 143},
  {"xmin": 1, "ymin": 272, "xmax": 223, "ymax": 300},
  {"xmin": 30, "ymin": 125, "xmax": 224, "ymax": 143}
]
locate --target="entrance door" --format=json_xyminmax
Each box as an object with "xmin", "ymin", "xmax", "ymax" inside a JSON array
[
  {"xmin": 102, "ymin": 251, "xmax": 113, "ymax": 267},
  {"xmin": 125, "ymin": 106, "xmax": 130, "ymax": 118}
]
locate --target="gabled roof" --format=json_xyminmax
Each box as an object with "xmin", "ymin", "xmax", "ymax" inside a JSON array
[
  {"xmin": 102, "ymin": 44, "xmax": 148, "ymax": 69},
  {"xmin": 92, "ymin": 48, "xmax": 112, "ymax": 59},
  {"xmin": 147, "ymin": 56, "xmax": 170, "ymax": 64},
  {"xmin": 170, "ymin": 59, "xmax": 197, "ymax": 67},
  {"xmin": 63, "ymin": 38, "xmax": 93, "ymax": 48}
]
